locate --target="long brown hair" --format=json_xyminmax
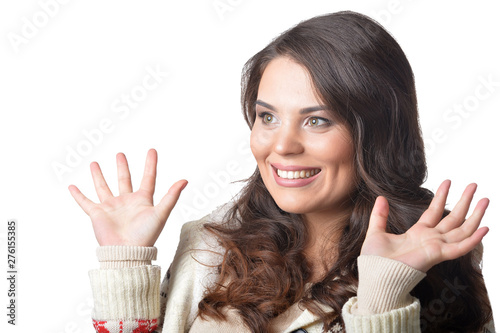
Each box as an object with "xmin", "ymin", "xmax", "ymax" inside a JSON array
[{"xmin": 198, "ymin": 11, "xmax": 492, "ymax": 332}]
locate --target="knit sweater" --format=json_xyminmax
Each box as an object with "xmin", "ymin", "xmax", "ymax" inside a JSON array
[{"xmin": 87, "ymin": 203, "xmax": 492, "ymax": 333}]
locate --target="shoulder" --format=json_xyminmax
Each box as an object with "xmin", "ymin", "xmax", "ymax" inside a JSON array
[
  {"xmin": 174, "ymin": 201, "xmax": 236, "ymax": 267},
  {"xmin": 161, "ymin": 202, "xmax": 236, "ymax": 327},
  {"xmin": 186, "ymin": 200, "xmax": 237, "ymax": 228},
  {"xmin": 180, "ymin": 201, "xmax": 237, "ymax": 247}
]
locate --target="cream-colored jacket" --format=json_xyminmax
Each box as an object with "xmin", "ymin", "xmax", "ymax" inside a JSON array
[{"xmin": 88, "ymin": 203, "xmax": 480, "ymax": 333}]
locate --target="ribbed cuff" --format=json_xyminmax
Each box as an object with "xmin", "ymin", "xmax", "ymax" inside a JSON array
[
  {"xmin": 89, "ymin": 265, "xmax": 161, "ymax": 321},
  {"xmin": 97, "ymin": 246, "xmax": 157, "ymax": 269},
  {"xmin": 354, "ymin": 255, "xmax": 426, "ymax": 314},
  {"xmin": 342, "ymin": 296, "xmax": 421, "ymax": 332}
]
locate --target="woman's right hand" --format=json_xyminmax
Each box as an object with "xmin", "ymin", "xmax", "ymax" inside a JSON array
[{"xmin": 68, "ymin": 148, "xmax": 188, "ymax": 247}]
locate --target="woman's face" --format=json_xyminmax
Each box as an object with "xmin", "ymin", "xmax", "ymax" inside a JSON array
[{"xmin": 250, "ymin": 57, "xmax": 357, "ymax": 220}]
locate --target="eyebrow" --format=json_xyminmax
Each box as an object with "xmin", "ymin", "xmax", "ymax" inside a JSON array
[{"xmin": 255, "ymin": 99, "xmax": 329, "ymax": 114}]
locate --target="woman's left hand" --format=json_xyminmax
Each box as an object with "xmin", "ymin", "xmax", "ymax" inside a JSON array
[{"xmin": 360, "ymin": 180, "xmax": 489, "ymax": 272}]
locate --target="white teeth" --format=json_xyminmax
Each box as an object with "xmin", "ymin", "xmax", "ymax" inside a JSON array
[{"xmin": 276, "ymin": 168, "xmax": 320, "ymax": 179}]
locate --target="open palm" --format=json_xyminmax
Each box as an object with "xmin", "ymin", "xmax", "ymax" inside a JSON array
[
  {"xmin": 361, "ymin": 180, "xmax": 489, "ymax": 272},
  {"xmin": 68, "ymin": 149, "xmax": 188, "ymax": 246}
]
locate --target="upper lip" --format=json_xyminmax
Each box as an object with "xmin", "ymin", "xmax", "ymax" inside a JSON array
[{"xmin": 271, "ymin": 163, "xmax": 320, "ymax": 171}]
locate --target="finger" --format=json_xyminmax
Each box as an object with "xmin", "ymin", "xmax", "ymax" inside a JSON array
[
  {"xmin": 441, "ymin": 227, "xmax": 489, "ymax": 261},
  {"xmin": 444, "ymin": 198, "xmax": 489, "ymax": 243},
  {"xmin": 437, "ymin": 183, "xmax": 477, "ymax": 233},
  {"xmin": 116, "ymin": 152, "xmax": 133, "ymax": 194},
  {"xmin": 139, "ymin": 149, "xmax": 158, "ymax": 195},
  {"xmin": 366, "ymin": 196, "xmax": 389, "ymax": 237},
  {"xmin": 68, "ymin": 185, "xmax": 96, "ymax": 216},
  {"xmin": 155, "ymin": 179, "xmax": 188, "ymax": 222},
  {"xmin": 418, "ymin": 179, "xmax": 451, "ymax": 228},
  {"xmin": 90, "ymin": 162, "xmax": 114, "ymax": 202}
]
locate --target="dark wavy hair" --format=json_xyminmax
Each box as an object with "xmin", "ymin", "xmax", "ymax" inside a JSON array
[{"xmin": 197, "ymin": 11, "xmax": 492, "ymax": 332}]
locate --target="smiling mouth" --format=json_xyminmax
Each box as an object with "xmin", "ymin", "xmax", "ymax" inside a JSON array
[{"xmin": 275, "ymin": 168, "xmax": 321, "ymax": 179}]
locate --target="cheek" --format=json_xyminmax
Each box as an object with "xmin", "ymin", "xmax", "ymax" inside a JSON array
[
  {"xmin": 250, "ymin": 126, "xmax": 272, "ymax": 162},
  {"xmin": 332, "ymin": 146, "xmax": 357, "ymax": 188},
  {"xmin": 315, "ymin": 134, "xmax": 356, "ymax": 176}
]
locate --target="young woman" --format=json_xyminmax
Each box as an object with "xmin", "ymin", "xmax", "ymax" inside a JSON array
[{"xmin": 69, "ymin": 11, "xmax": 494, "ymax": 333}]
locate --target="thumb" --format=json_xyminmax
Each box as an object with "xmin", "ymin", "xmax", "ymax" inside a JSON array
[
  {"xmin": 155, "ymin": 179, "xmax": 188, "ymax": 221},
  {"xmin": 366, "ymin": 196, "xmax": 390, "ymax": 237}
]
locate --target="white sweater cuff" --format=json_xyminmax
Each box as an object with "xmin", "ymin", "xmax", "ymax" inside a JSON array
[
  {"xmin": 342, "ymin": 296, "xmax": 421, "ymax": 332},
  {"xmin": 354, "ymin": 255, "xmax": 426, "ymax": 314},
  {"xmin": 88, "ymin": 265, "xmax": 161, "ymax": 321},
  {"xmin": 97, "ymin": 246, "xmax": 157, "ymax": 269}
]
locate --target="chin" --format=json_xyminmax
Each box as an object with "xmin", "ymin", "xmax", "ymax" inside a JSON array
[{"xmin": 272, "ymin": 197, "xmax": 315, "ymax": 215}]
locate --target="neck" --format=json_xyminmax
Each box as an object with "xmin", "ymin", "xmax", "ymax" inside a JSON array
[{"xmin": 302, "ymin": 207, "xmax": 352, "ymax": 282}]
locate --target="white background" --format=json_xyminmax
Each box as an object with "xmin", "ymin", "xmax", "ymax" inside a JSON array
[{"xmin": 1, "ymin": 0, "xmax": 499, "ymax": 331}]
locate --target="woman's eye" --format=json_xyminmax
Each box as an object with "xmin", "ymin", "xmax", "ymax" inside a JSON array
[
  {"xmin": 264, "ymin": 114, "xmax": 274, "ymax": 123},
  {"xmin": 307, "ymin": 117, "xmax": 330, "ymax": 127},
  {"xmin": 258, "ymin": 112, "xmax": 277, "ymax": 124}
]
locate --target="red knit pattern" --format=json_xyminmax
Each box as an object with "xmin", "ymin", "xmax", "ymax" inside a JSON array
[
  {"xmin": 93, "ymin": 320, "xmax": 111, "ymax": 333},
  {"xmin": 133, "ymin": 319, "xmax": 158, "ymax": 332},
  {"xmin": 92, "ymin": 319, "xmax": 158, "ymax": 333}
]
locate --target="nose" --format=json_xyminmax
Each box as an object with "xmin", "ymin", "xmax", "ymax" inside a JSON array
[{"xmin": 273, "ymin": 124, "xmax": 304, "ymax": 156}]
